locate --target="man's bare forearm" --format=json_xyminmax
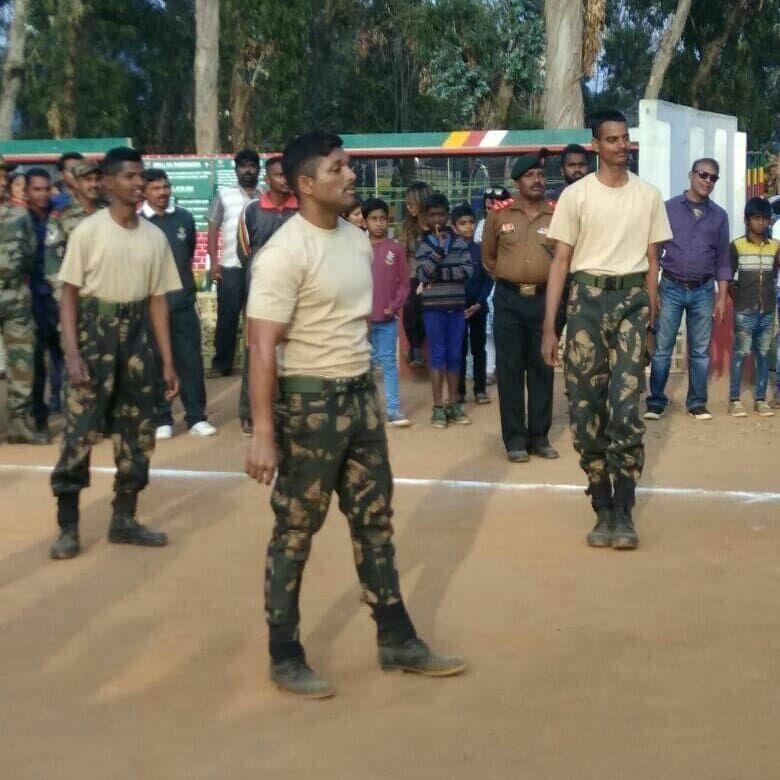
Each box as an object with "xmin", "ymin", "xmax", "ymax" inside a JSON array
[
  {"xmin": 645, "ymin": 247, "xmax": 660, "ymax": 328},
  {"xmin": 60, "ymin": 283, "xmax": 81, "ymax": 358},
  {"xmin": 543, "ymin": 250, "xmax": 572, "ymax": 333},
  {"xmin": 148, "ymin": 295, "xmax": 174, "ymax": 366},
  {"xmin": 248, "ymin": 321, "xmax": 285, "ymax": 436}
]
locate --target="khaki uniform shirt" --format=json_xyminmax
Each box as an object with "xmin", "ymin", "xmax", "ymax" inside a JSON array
[
  {"xmin": 547, "ymin": 172, "xmax": 672, "ymax": 276},
  {"xmin": 248, "ymin": 214, "xmax": 372, "ymax": 379},
  {"xmin": 481, "ymin": 202, "xmax": 554, "ymax": 285},
  {"xmin": 58, "ymin": 209, "xmax": 181, "ymax": 303}
]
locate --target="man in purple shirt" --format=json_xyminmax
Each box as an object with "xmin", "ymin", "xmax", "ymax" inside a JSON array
[{"xmin": 645, "ymin": 158, "xmax": 732, "ymax": 421}]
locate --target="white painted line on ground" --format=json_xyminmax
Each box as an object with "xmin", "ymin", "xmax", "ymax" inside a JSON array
[{"xmin": 1, "ymin": 463, "xmax": 778, "ymax": 504}]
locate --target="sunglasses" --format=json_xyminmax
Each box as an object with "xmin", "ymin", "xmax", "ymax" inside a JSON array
[{"xmin": 694, "ymin": 170, "xmax": 719, "ymax": 183}]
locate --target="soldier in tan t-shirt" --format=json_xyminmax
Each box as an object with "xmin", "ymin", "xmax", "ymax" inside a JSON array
[
  {"xmin": 50, "ymin": 147, "xmax": 182, "ymax": 561},
  {"xmin": 542, "ymin": 110, "xmax": 673, "ymax": 552},
  {"xmin": 245, "ymin": 132, "xmax": 465, "ymax": 699}
]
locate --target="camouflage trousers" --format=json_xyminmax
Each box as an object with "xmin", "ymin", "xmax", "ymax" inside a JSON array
[
  {"xmin": 266, "ymin": 375, "xmax": 415, "ymax": 661},
  {"xmin": 0, "ymin": 284, "xmax": 35, "ymax": 420},
  {"xmin": 564, "ymin": 281, "xmax": 649, "ymax": 505},
  {"xmin": 51, "ymin": 299, "xmax": 155, "ymax": 500}
]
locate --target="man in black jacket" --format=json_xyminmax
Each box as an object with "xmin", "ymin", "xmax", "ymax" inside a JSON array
[{"xmin": 142, "ymin": 169, "xmax": 216, "ymax": 439}]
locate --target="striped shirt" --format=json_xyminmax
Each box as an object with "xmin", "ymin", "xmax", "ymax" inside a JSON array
[
  {"xmin": 415, "ymin": 230, "xmax": 474, "ymax": 311},
  {"xmin": 730, "ymin": 235, "xmax": 779, "ymax": 314}
]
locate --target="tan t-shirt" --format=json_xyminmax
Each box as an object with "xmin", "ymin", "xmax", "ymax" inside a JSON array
[
  {"xmin": 547, "ymin": 172, "xmax": 673, "ymax": 275},
  {"xmin": 58, "ymin": 209, "xmax": 181, "ymax": 302},
  {"xmin": 247, "ymin": 213, "xmax": 372, "ymax": 378}
]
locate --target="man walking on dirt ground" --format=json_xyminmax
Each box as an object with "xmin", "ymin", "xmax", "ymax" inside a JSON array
[
  {"xmin": 245, "ymin": 132, "xmax": 466, "ymax": 699},
  {"xmin": 541, "ymin": 110, "xmax": 673, "ymax": 551}
]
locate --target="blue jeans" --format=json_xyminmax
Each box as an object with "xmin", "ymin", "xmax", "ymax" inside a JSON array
[
  {"xmin": 647, "ymin": 277, "xmax": 714, "ymax": 412},
  {"xmin": 370, "ymin": 319, "xmax": 401, "ymax": 415},
  {"xmin": 730, "ymin": 310, "xmax": 774, "ymax": 400}
]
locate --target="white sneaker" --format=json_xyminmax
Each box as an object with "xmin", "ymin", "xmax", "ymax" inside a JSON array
[
  {"xmin": 189, "ymin": 420, "xmax": 217, "ymax": 436},
  {"xmin": 155, "ymin": 425, "xmax": 173, "ymax": 440}
]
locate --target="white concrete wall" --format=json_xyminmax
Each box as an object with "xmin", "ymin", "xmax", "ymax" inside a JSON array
[{"xmin": 635, "ymin": 100, "xmax": 747, "ymax": 237}]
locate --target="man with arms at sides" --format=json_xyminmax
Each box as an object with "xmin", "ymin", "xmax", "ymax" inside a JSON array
[
  {"xmin": 542, "ymin": 111, "xmax": 672, "ymax": 551},
  {"xmin": 0, "ymin": 154, "xmax": 46, "ymax": 444},
  {"xmin": 645, "ymin": 158, "xmax": 731, "ymax": 421},
  {"xmin": 207, "ymin": 148, "xmax": 261, "ymax": 377},
  {"xmin": 26, "ymin": 168, "xmax": 64, "ymax": 431},
  {"xmin": 235, "ymin": 155, "xmax": 298, "ymax": 435},
  {"xmin": 141, "ymin": 169, "xmax": 216, "ymax": 440},
  {"xmin": 49, "ymin": 147, "xmax": 182, "ymax": 560},
  {"xmin": 245, "ymin": 132, "xmax": 466, "ymax": 699},
  {"xmin": 482, "ymin": 153, "xmax": 558, "ymax": 463}
]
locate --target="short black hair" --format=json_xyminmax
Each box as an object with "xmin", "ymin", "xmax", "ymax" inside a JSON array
[
  {"xmin": 282, "ymin": 132, "xmax": 344, "ymax": 197},
  {"xmin": 25, "ymin": 167, "xmax": 50, "ymax": 184},
  {"xmin": 424, "ymin": 192, "xmax": 450, "ymax": 213},
  {"xmin": 561, "ymin": 143, "xmax": 588, "ymax": 164},
  {"xmin": 691, "ymin": 158, "xmax": 720, "ymax": 174},
  {"xmin": 745, "ymin": 197, "xmax": 771, "ymax": 220},
  {"xmin": 142, "ymin": 168, "xmax": 169, "ymax": 185},
  {"xmin": 57, "ymin": 151, "xmax": 84, "ymax": 172},
  {"xmin": 362, "ymin": 197, "xmax": 389, "ymax": 218},
  {"xmin": 265, "ymin": 155, "xmax": 283, "ymax": 171},
  {"xmin": 102, "ymin": 146, "xmax": 142, "ymax": 175},
  {"xmin": 234, "ymin": 148, "xmax": 260, "ymax": 167},
  {"xmin": 589, "ymin": 110, "xmax": 628, "ymax": 139},
  {"xmin": 450, "ymin": 203, "xmax": 475, "ymax": 223}
]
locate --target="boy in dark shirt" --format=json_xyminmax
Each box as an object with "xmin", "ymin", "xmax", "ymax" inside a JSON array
[
  {"xmin": 451, "ymin": 203, "xmax": 493, "ymax": 405},
  {"xmin": 416, "ymin": 193, "xmax": 474, "ymax": 427}
]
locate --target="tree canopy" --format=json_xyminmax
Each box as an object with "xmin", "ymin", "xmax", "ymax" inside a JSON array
[{"xmin": 0, "ymin": 0, "xmax": 775, "ymax": 151}]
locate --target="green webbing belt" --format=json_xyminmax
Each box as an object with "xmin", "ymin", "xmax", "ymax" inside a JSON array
[
  {"xmin": 572, "ymin": 271, "xmax": 647, "ymax": 290},
  {"xmin": 79, "ymin": 297, "xmax": 147, "ymax": 318},
  {"xmin": 278, "ymin": 373, "xmax": 373, "ymax": 395}
]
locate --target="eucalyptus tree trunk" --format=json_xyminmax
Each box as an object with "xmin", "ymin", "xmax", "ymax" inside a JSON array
[
  {"xmin": 0, "ymin": 0, "xmax": 31, "ymax": 140},
  {"xmin": 195, "ymin": 0, "xmax": 220, "ymax": 153},
  {"xmin": 543, "ymin": 0, "xmax": 584, "ymax": 129}
]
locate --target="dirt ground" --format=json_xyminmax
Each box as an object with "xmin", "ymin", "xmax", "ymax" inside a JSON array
[{"xmin": 1, "ymin": 369, "xmax": 779, "ymax": 779}]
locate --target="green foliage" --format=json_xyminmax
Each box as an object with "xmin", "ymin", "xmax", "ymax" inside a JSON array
[
  {"xmin": 0, "ymin": 0, "xmax": 775, "ymax": 149},
  {"xmin": 588, "ymin": 0, "xmax": 780, "ymax": 145}
]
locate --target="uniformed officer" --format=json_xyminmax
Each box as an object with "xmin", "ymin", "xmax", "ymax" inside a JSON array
[
  {"xmin": 0, "ymin": 155, "xmax": 48, "ymax": 445},
  {"xmin": 542, "ymin": 110, "xmax": 673, "ymax": 551},
  {"xmin": 482, "ymin": 153, "xmax": 558, "ymax": 463},
  {"xmin": 44, "ymin": 159, "xmax": 103, "ymax": 295},
  {"xmin": 49, "ymin": 147, "xmax": 182, "ymax": 560},
  {"xmin": 141, "ymin": 168, "xmax": 216, "ymax": 440},
  {"xmin": 245, "ymin": 132, "xmax": 465, "ymax": 699},
  {"xmin": 235, "ymin": 155, "xmax": 298, "ymax": 435}
]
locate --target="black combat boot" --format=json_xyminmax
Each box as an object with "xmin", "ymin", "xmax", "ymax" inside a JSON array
[
  {"xmin": 585, "ymin": 481, "xmax": 613, "ymax": 548},
  {"xmin": 50, "ymin": 526, "xmax": 81, "ymax": 559},
  {"xmin": 108, "ymin": 513, "xmax": 168, "ymax": 546},
  {"xmin": 611, "ymin": 505, "xmax": 639, "ymax": 550},
  {"xmin": 379, "ymin": 637, "xmax": 467, "ymax": 676},
  {"xmin": 270, "ymin": 655, "xmax": 335, "ymax": 699},
  {"xmin": 586, "ymin": 507, "xmax": 614, "ymax": 547}
]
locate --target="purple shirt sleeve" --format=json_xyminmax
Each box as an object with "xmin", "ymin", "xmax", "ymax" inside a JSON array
[{"xmin": 661, "ymin": 196, "xmax": 733, "ymax": 282}]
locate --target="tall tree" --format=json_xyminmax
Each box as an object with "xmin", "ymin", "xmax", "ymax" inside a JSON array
[
  {"xmin": 195, "ymin": 0, "xmax": 219, "ymax": 153},
  {"xmin": 543, "ymin": 0, "xmax": 584, "ymax": 128},
  {"xmin": 0, "ymin": 0, "xmax": 31, "ymax": 139},
  {"xmin": 644, "ymin": 0, "xmax": 692, "ymax": 100}
]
